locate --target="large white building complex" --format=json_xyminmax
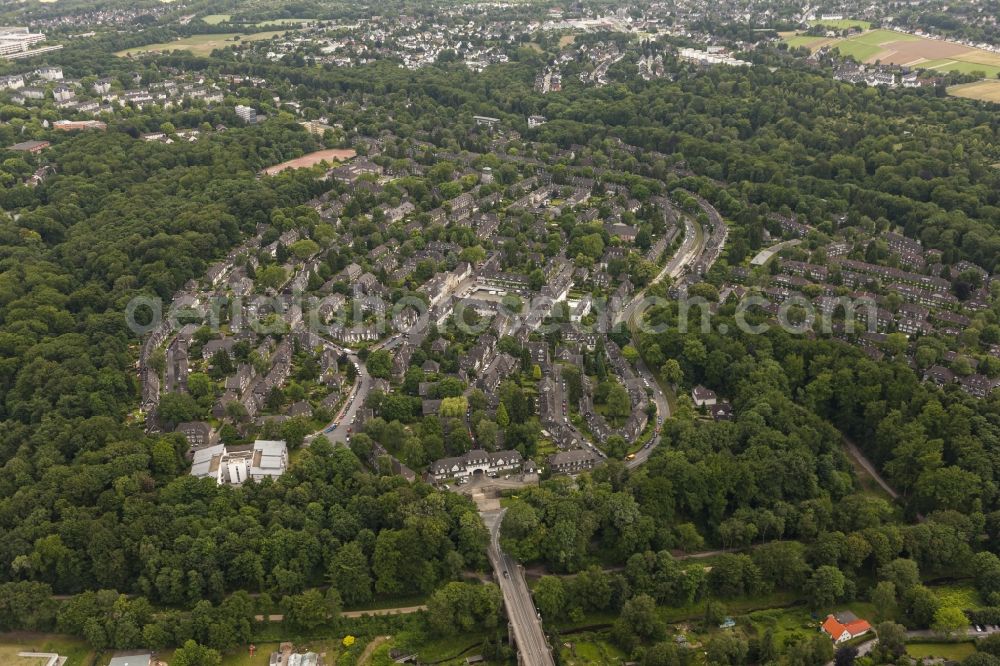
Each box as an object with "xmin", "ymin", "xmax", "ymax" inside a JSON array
[
  {"xmin": 0, "ymin": 27, "xmax": 61, "ymax": 60},
  {"xmin": 191, "ymin": 439, "xmax": 288, "ymax": 485}
]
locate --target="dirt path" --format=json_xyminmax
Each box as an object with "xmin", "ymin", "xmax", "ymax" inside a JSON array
[
  {"xmin": 254, "ymin": 605, "xmax": 426, "ymax": 623},
  {"xmin": 358, "ymin": 635, "xmax": 391, "ymax": 666},
  {"xmin": 342, "ymin": 605, "xmax": 427, "ymax": 618},
  {"xmin": 843, "ymin": 437, "xmax": 899, "ymax": 499}
]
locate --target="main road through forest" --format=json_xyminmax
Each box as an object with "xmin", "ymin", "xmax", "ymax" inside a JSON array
[
  {"xmin": 623, "ymin": 214, "xmax": 706, "ymax": 469},
  {"xmin": 486, "ymin": 210, "xmax": 715, "ymax": 665},
  {"xmin": 482, "ymin": 509, "xmax": 556, "ymax": 666}
]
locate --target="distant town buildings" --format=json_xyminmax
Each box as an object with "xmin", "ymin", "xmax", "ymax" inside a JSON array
[
  {"xmin": 235, "ymin": 104, "xmax": 258, "ymax": 124},
  {"xmin": 677, "ymin": 46, "xmax": 749, "ymax": 68}
]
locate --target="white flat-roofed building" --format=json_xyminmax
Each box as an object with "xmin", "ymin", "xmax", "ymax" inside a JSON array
[
  {"xmin": 191, "ymin": 439, "xmax": 288, "ymax": 485},
  {"xmin": 0, "ymin": 28, "xmax": 46, "ymax": 57}
]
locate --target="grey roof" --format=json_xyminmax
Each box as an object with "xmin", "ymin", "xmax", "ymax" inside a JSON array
[
  {"xmin": 190, "ymin": 444, "xmax": 226, "ymax": 478},
  {"xmin": 252, "ymin": 440, "xmax": 287, "ymax": 478},
  {"xmin": 108, "ymin": 654, "xmax": 152, "ymax": 666},
  {"xmin": 548, "ymin": 448, "xmax": 600, "ymax": 467}
]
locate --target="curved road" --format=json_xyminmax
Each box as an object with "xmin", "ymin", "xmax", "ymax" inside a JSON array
[
  {"xmin": 304, "ymin": 344, "xmax": 368, "ymax": 446},
  {"xmin": 613, "ymin": 216, "xmax": 704, "ymax": 328},
  {"xmin": 305, "ymin": 331, "xmax": 406, "ymax": 446},
  {"xmin": 620, "ymin": 214, "xmax": 707, "ymax": 469}
]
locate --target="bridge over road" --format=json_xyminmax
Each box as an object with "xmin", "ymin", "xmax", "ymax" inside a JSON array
[{"xmin": 481, "ymin": 508, "xmax": 555, "ymax": 666}]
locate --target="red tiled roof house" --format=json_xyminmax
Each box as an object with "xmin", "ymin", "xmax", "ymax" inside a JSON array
[{"xmin": 821, "ymin": 614, "xmax": 872, "ymax": 644}]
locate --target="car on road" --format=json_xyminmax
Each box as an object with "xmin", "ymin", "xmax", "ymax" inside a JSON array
[{"xmin": 503, "ymin": 570, "xmax": 509, "ymax": 578}]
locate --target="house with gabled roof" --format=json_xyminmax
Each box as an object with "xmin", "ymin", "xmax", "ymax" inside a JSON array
[
  {"xmin": 691, "ymin": 385, "xmax": 717, "ymax": 407},
  {"xmin": 821, "ymin": 612, "xmax": 871, "ymax": 644}
]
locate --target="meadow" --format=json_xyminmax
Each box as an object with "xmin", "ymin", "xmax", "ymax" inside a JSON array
[
  {"xmin": 906, "ymin": 641, "xmax": 977, "ymax": 661},
  {"xmin": 115, "ymin": 30, "xmax": 293, "ymax": 57}
]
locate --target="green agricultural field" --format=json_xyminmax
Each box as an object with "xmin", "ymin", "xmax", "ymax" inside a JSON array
[
  {"xmin": 921, "ymin": 58, "xmax": 1000, "ymax": 78},
  {"xmin": 815, "ymin": 29, "xmax": 921, "ymax": 61},
  {"xmin": 906, "ymin": 641, "xmax": 976, "ymax": 661},
  {"xmin": 785, "ymin": 35, "xmax": 828, "ymax": 49},
  {"xmin": 842, "ymin": 29, "xmax": 921, "ymax": 46},
  {"xmin": 950, "ymin": 80, "xmax": 1000, "ymax": 103},
  {"xmin": 115, "ymin": 30, "xmax": 291, "ymax": 57},
  {"xmin": 807, "ymin": 19, "xmax": 872, "ymax": 30},
  {"xmin": 830, "ymin": 39, "xmax": 888, "ymax": 61},
  {"xmin": 202, "ymin": 13, "xmax": 231, "ymax": 24}
]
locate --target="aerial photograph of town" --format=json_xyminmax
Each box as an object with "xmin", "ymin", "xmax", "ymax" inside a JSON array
[{"xmin": 0, "ymin": 0, "xmax": 998, "ymax": 664}]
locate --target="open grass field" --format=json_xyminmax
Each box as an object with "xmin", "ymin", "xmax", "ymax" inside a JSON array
[
  {"xmin": 913, "ymin": 58, "xmax": 1000, "ymax": 78},
  {"xmin": 782, "ymin": 28, "xmax": 1000, "ymax": 78},
  {"xmin": 202, "ymin": 13, "xmax": 231, "ymax": 24},
  {"xmin": 784, "ymin": 34, "xmax": 831, "ymax": 49},
  {"xmin": 826, "ymin": 29, "xmax": 922, "ymax": 62},
  {"xmin": 0, "ymin": 635, "xmax": 96, "ymax": 666},
  {"xmin": 932, "ymin": 582, "xmax": 986, "ymax": 610},
  {"xmin": 906, "ymin": 641, "xmax": 977, "ymax": 660},
  {"xmin": 807, "ymin": 18, "xmax": 872, "ymax": 30},
  {"xmin": 115, "ymin": 30, "xmax": 292, "ymax": 57}
]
